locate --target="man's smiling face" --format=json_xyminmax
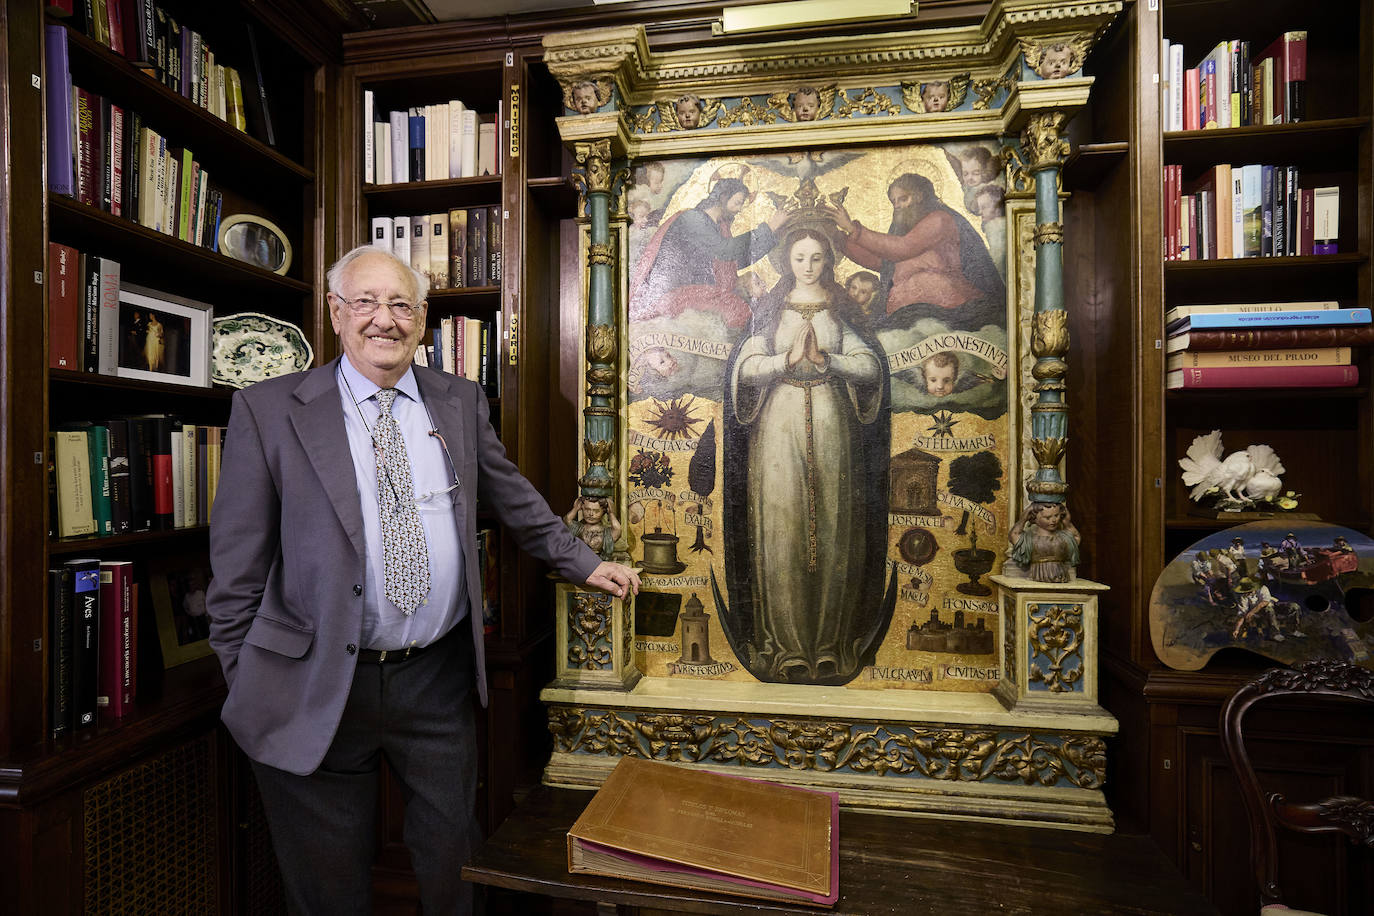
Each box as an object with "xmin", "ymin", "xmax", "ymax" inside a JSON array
[{"xmin": 328, "ymin": 252, "xmax": 427, "ymax": 388}]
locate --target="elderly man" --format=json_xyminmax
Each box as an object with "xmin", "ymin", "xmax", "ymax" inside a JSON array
[{"xmin": 207, "ymin": 245, "xmax": 638, "ymax": 915}]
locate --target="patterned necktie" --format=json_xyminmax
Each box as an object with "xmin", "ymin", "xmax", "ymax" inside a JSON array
[{"xmin": 373, "ymin": 388, "xmax": 430, "ymax": 614}]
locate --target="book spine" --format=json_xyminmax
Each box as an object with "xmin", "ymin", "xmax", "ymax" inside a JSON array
[
  {"xmin": 408, "ymin": 111, "xmax": 424, "ymax": 182},
  {"xmin": 1312, "ymin": 186, "xmax": 1339, "ymax": 254},
  {"xmin": 49, "ymin": 566, "xmax": 73, "ymax": 737},
  {"xmin": 1179, "ymin": 325, "xmax": 1374, "ymax": 350},
  {"xmin": 1183, "ymin": 67, "xmax": 1200, "ymax": 131},
  {"xmin": 151, "ymin": 416, "xmax": 174, "ymax": 529},
  {"xmin": 389, "ymin": 111, "xmax": 407, "ymax": 183},
  {"xmin": 96, "ymin": 256, "xmax": 120, "ymax": 374},
  {"xmin": 487, "ymin": 205, "xmax": 502, "ymax": 284},
  {"xmin": 1201, "ymin": 59, "xmax": 1218, "ymax": 129},
  {"xmin": 54, "ymin": 428, "xmax": 96, "ymax": 536},
  {"xmin": 468, "ymin": 207, "xmax": 488, "ymax": 287},
  {"xmin": 1184, "ymin": 308, "xmax": 1371, "ymax": 329},
  {"xmin": 44, "ymin": 26, "xmax": 75, "ymax": 196},
  {"xmin": 124, "ymin": 110, "xmax": 139, "ymax": 217},
  {"xmin": 182, "ymin": 422, "xmax": 197, "ymax": 526},
  {"xmin": 410, "ymin": 215, "xmax": 429, "ymax": 282},
  {"xmin": 83, "ymin": 253, "xmax": 100, "ymax": 372},
  {"xmin": 126, "ymin": 416, "xmax": 152, "ymax": 531},
  {"xmin": 48, "ymin": 242, "xmax": 80, "ymax": 370},
  {"xmin": 449, "ymin": 208, "xmax": 467, "ymax": 288},
  {"xmin": 1259, "ymin": 165, "xmax": 1274, "ymax": 257},
  {"xmin": 1285, "ymin": 31, "xmax": 1306, "ymax": 122},
  {"xmin": 74, "ymin": 87, "xmax": 96, "ymax": 206},
  {"xmin": 69, "ymin": 559, "xmax": 100, "ymax": 728},
  {"xmin": 1298, "ymin": 188, "xmax": 1314, "ymax": 256},
  {"xmin": 429, "ymin": 214, "xmax": 449, "ymax": 288},
  {"xmin": 106, "ymin": 417, "xmax": 131, "ymax": 533},
  {"xmin": 1171, "ymin": 364, "xmax": 1358, "ymax": 389},
  {"xmin": 370, "ymin": 216, "xmax": 391, "ymax": 252},
  {"xmin": 98, "ymin": 561, "xmax": 129, "ymax": 716},
  {"xmin": 87, "ymin": 423, "xmax": 112, "ymax": 535},
  {"xmin": 363, "ymin": 88, "xmax": 374, "ymax": 184},
  {"xmin": 391, "ymin": 215, "xmax": 410, "ymax": 265},
  {"xmin": 1171, "ymin": 347, "xmax": 1350, "ymax": 369}
]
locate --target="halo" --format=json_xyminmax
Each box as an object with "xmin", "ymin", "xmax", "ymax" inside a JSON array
[
  {"xmin": 708, "ymin": 163, "xmax": 753, "ymax": 195},
  {"xmin": 887, "ymin": 157, "xmax": 948, "ymax": 190}
]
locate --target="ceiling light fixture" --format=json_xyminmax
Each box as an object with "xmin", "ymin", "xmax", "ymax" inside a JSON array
[{"xmin": 714, "ymin": 0, "xmax": 916, "ymax": 35}]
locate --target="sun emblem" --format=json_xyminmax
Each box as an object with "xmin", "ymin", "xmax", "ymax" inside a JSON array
[
  {"xmin": 644, "ymin": 396, "xmax": 704, "ymax": 440},
  {"xmin": 927, "ymin": 409, "xmax": 958, "ymax": 438}
]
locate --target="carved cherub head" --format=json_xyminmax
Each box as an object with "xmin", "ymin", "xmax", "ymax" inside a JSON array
[
  {"xmin": 1021, "ymin": 35, "xmax": 1090, "ymax": 80},
  {"xmin": 674, "ymin": 94, "xmax": 704, "ymax": 129},
  {"xmin": 793, "ymin": 85, "xmax": 821, "ymax": 121},
  {"xmin": 921, "ymin": 81, "xmax": 950, "ymax": 112},
  {"xmin": 565, "ymin": 77, "xmax": 613, "ymax": 114}
]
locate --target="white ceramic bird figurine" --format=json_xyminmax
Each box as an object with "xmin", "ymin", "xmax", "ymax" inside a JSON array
[{"xmin": 1178, "ymin": 430, "xmax": 1286, "ymax": 504}]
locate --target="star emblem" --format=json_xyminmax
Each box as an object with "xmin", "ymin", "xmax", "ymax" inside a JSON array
[{"xmin": 927, "ymin": 410, "xmax": 958, "ymax": 438}]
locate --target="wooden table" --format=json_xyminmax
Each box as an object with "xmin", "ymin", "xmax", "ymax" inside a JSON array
[{"xmin": 463, "ymin": 785, "xmax": 1220, "ymax": 915}]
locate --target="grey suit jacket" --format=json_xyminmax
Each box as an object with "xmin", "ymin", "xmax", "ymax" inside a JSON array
[{"xmin": 206, "ymin": 357, "xmax": 600, "ymax": 775}]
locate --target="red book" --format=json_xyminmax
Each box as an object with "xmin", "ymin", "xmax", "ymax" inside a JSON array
[
  {"xmin": 105, "ymin": 0, "xmax": 124, "ymax": 55},
  {"xmin": 150, "ymin": 416, "xmax": 178, "ymax": 529},
  {"xmin": 1260, "ymin": 31, "xmax": 1306, "ymax": 123},
  {"xmin": 98, "ymin": 560, "xmax": 135, "ymax": 718},
  {"xmin": 108, "ymin": 104, "xmax": 124, "ymax": 217},
  {"xmin": 45, "ymin": 0, "xmax": 74, "ymax": 15},
  {"xmin": 47, "ymin": 242, "xmax": 80, "ymax": 370},
  {"xmin": 1167, "ymin": 364, "xmax": 1358, "ymax": 389},
  {"xmin": 1183, "ymin": 68, "xmax": 1200, "ymax": 130}
]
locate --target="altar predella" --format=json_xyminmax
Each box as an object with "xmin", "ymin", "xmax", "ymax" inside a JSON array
[{"xmin": 539, "ymin": 2, "xmax": 1121, "ymax": 832}]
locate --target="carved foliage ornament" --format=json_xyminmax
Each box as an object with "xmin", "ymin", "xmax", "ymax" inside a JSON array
[
  {"xmin": 1021, "ymin": 111, "xmax": 1071, "ymax": 171},
  {"xmin": 1031, "ymin": 309, "xmax": 1069, "ymax": 359},
  {"xmin": 1027, "ymin": 602, "xmax": 1084, "ymax": 692},
  {"xmin": 568, "ymin": 592, "xmax": 613, "ymax": 670},
  {"xmin": 572, "ymin": 140, "xmax": 613, "ymax": 195},
  {"xmin": 547, "ymin": 708, "xmax": 1107, "ymax": 788},
  {"xmin": 1031, "ymin": 436, "xmax": 1068, "ymax": 470}
]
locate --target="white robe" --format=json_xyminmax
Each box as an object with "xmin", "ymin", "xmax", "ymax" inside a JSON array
[{"xmin": 729, "ymin": 297, "xmax": 882, "ymax": 681}]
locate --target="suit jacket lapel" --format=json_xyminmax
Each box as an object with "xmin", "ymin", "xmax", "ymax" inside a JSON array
[
  {"xmin": 288, "ymin": 358, "xmax": 366, "ymax": 560},
  {"xmin": 415, "ymin": 368, "xmax": 469, "ymax": 516}
]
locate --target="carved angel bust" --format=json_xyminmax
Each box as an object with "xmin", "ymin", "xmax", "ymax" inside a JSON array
[
  {"xmin": 564, "ymin": 77, "xmax": 614, "ymax": 114},
  {"xmin": 900, "ymin": 74, "xmax": 970, "ymax": 113},
  {"xmin": 767, "ymin": 84, "xmax": 837, "ymax": 122},
  {"xmin": 1021, "ymin": 35, "xmax": 1091, "ymax": 80}
]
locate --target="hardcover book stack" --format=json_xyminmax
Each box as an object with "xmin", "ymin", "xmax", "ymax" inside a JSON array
[
  {"xmin": 1161, "ymin": 162, "xmax": 1337, "ymax": 260},
  {"xmin": 1165, "ymin": 301, "xmax": 1371, "ymax": 389},
  {"xmin": 368, "ymin": 207, "xmax": 502, "ymax": 291},
  {"xmin": 1160, "ymin": 30, "xmax": 1306, "ymax": 132},
  {"xmin": 362, "ymin": 91, "xmax": 500, "ymax": 185},
  {"xmin": 45, "ymin": 26, "xmax": 226, "ymax": 248}
]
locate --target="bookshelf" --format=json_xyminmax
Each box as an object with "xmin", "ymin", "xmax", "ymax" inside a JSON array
[
  {"xmin": 0, "ymin": 0, "xmax": 336, "ymax": 910},
  {"xmin": 1069, "ymin": 0, "xmax": 1374, "ymax": 911}
]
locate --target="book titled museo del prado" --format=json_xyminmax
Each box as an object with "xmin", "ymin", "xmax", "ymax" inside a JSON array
[{"xmin": 567, "ymin": 757, "xmax": 840, "ymax": 906}]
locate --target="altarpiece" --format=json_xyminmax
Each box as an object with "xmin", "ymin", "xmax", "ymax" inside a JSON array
[{"xmin": 541, "ymin": 0, "xmax": 1122, "ymax": 831}]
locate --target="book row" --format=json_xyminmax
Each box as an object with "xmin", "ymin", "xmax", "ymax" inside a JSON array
[
  {"xmin": 48, "ymin": 556, "xmax": 141, "ymax": 734},
  {"xmin": 1163, "ymin": 164, "xmax": 1337, "ymax": 261},
  {"xmin": 370, "ymin": 208, "xmax": 503, "ymax": 291},
  {"xmin": 1160, "ymin": 30, "xmax": 1305, "ymax": 132},
  {"xmin": 363, "ymin": 93, "xmax": 500, "ymax": 185},
  {"xmin": 48, "ymin": 2, "xmax": 275, "ymax": 144},
  {"xmin": 46, "ymin": 28, "xmax": 227, "ymax": 245},
  {"xmin": 417, "ymin": 315, "xmax": 502, "ymax": 397},
  {"xmin": 51, "ymin": 417, "xmax": 224, "ymax": 539}
]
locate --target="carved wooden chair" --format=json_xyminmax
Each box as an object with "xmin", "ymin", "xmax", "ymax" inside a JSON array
[{"xmin": 1219, "ymin": 659, "xmax": 1374, "ymax": 915}]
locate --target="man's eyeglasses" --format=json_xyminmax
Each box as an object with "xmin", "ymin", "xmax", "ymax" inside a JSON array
[
  {"xmin": 335, "ymin": 295, "xmax": 424, "ymax": 320},
  {"xmin": 376, "ymin": 428, "xmax": 461, "ymax": 511}
]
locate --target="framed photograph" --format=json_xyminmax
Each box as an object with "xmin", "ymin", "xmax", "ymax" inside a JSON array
[
  {"xmin": 117, "ymin": 283, "xmax": 213, "ymax": 387},
  {"xmin": 218, "ymin": 213, "xmax": 293, "ymax": 275},
  {"xmin": 149, "ymin": 554, "xmax": 216, "ymax": 668}
]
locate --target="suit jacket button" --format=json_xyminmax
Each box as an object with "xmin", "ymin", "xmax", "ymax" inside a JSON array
[
  {"xmin": 353, "ymin": 584, "xmax": 363, "ymax": 596},
  {"xmin": 346, "ymin": 644, "xmax": 357, "ymax": 655}
]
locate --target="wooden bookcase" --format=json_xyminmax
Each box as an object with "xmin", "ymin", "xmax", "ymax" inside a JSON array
[
  {"xmin": 0, "ymin": 0, "xmax": 339, "ymax": 910},
  {"xmin": 1068, "ymin": 0, "xmax": 1374, "ymax": 911}
]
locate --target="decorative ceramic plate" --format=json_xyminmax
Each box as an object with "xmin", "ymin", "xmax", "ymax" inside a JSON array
[
  {"xmin": 212, "ymin": 312, "xmax": 313, "ymax": 388},
  {"xmin": 1149, "ymin": 520, "xmax": 1374, "ymax": 671}
]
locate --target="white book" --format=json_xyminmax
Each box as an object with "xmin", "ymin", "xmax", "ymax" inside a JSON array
[
  {"xmin": 1169, "ymin": 42, "xmax": 1184, "ymax": 132},
  {"xmin": 1160, "ymin": 39, "xmax": 1171, "ymax": 128},
  {"xmin": 363, "ymin": 89, "xmax": 375, "ymax": 184},
  {"xmin": 461, "ymin": 108, "xmax": 478, "ymax": 178},
  {"xmin": 370, "ymin": 216, "xmax": 391, "ymax": 252},
  {"xmin": 447, "ymin": 100, "xmax": 466, "ymax": 179},
  {"xmin": 375, "ymin": 123, "xmax": 391, "ymax": 186},
  {"xmin": 464, "ymin": 317, "xmax": 483, "ymax": 381},
  {"xmin": 139, "ymin": 128, "xmax": 160, "ymax": 228},
  {"xmin": 435, "ymin": 103, "xmax": 449, "ymax": 181},
  {"xmin": 410, "ymin": 215, "xmax": 429, "ymax": 280},
  {"xmin": 1164, "ymin": 300, "xmax": 1338, "ymax": 322},
  {"xmin": 424, "ymin": 103, "xmax": 435, "ymax": 181},
  {"xmin": 429, "ymin": 213, "xmax": 449, "ymax": 289},
  {"xmin": 182, "ymin": 423, "xmax": 197, "ymax": 528},
  {"xmin": 215, "ymin": 64, "xmax": 226, "ymax": 120},
  {"xmin": 389, "ymin": 110, "xmax": 407, "ymax": 184},
  {"xmin": 477, "ymin": 119, "xmax": 496, "ymax": 177},
  {"xmin": 95, "ymin": 257, "xmax": 121, "ymax": 375},
  {"xmin": 391, "ymin": 215, "xmax": 411, "ymax": 265},
  {"xmin": 170, "ymin": 429, "xmax": 185, "ymax": 529},
  {"xmin": 1314, "ymin": 187, "xmax": 1340, "ymax": 251},
  {"xmin": 440, "ymin": 316, "xmax": 455, "ymax": 374}
]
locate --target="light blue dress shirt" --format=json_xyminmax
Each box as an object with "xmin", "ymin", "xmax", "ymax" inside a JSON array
[{"xmin": 337, "ymin": 359, "xmax": 466, "ymax": 650}]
